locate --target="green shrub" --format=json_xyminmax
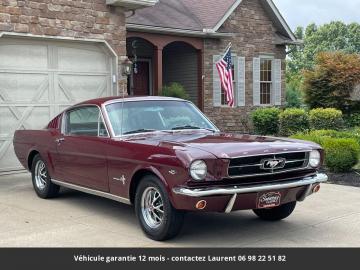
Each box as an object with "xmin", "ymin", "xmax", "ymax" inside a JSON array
[
  {"xmin": 344, "ymin": 113, "xmax": 360, "ymax": 128},
  {"xmin": 309, "ymin": 108, "xmax": 344, "ymax": 130},
  {"xmin": 279, "ymin": 108, "xmax": 309, "ymax": 136},
  {"xmin": 251, "ymin": 107, "xmax": 281, "ymax": 135},
  {"xmin": 309, "ymin": 129, "xmax": 360, "ymax": 145},
  {"xmin": 161, "ymin": 83, "xmax": 190, "ymax": 100},
  {"xmin": 322, "ymin": 138, "xmax": 360, "ymax": 173},
  {"xmin": 302, "ymin": 51, "xmax": 360, "ymax": 112},
  {"xmin": 291, "ymin": 131, "xmax": 360, "ymax": 172},
  {"xmin": 290, "ymin": 133, "xmax": 324, "ymax": 146},
  {"xmin": 285, "ymin": 87, "xmax": 303, "ymax": 108}
]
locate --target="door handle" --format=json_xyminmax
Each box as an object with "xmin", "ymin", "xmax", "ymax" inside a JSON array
[{"xmin": 55, "ymin": 138, "xmax": 65, "ymax": 144}]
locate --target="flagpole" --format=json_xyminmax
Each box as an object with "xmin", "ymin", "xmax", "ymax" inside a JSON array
[{"xmin": 223, "ymin": 42, "xmax": 232, "ymax": 56}]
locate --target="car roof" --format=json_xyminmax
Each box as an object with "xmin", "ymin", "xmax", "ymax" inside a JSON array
[{"xmin": 74, "ymin": 96, "xmax": 186, "ymax": 107}]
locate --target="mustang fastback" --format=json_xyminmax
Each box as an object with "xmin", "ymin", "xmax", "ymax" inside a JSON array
[{"xmin": 13, "ymin": 96, "xmax": 328, "ymax": 241}]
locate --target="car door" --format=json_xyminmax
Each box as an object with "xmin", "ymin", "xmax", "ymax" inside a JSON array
[{"xmin": 55, "ymin": 105, "xmax": 110, "ymax": 192}]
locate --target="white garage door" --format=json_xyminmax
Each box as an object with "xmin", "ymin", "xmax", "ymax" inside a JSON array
[{"xmin": 0, "ymin": 37, "xmax": 116, "ymax": 172}]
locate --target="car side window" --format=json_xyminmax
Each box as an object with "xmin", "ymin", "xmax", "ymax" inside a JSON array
[{"xmin": 65, "ymin": 106, "xmax": 108, "ymax": 137}]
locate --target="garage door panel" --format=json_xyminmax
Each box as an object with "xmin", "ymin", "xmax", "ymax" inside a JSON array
[
  {"xmin": 0, "ymin": 138, "xmax": 23, "ymax": 171},
  {"xmin": 58, "ymin": 46, "xmax": 110, "ymax": 73},
  {"xmin": 0, "ymin": 106, "xmax": 50, "ymax": 136},
  {"xmin": 0, "ymin": 73, "xmax": 50, "ymax": 103},
  {"xmin": 0, "ymin": 44, "xmax": 48, "ymax": 70},
  {"xmin": 0, "ymin": 37, "xmax": 115, "ymax": 172},
  {"xmin": 0, "ymin": 106, "xmax": 51, "ymax": 171},
  {"xmin": 57, "ymin": 75, "xmax": 109, "ymax": 102},
  {"xmin": 0, "ymin": 106, "xmax": 33, "ymax": 136}
]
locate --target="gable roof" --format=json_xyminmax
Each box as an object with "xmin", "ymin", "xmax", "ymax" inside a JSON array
[{"xmin": 127, "ymin": 0, "xmax": 298, "ymax": 42}]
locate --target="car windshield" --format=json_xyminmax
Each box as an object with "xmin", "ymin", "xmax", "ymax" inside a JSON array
[{"xmin": 105, "ymin": 100, "xmax": 218, "ymax": 136}]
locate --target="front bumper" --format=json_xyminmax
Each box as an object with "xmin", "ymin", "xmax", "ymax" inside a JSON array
[{"xmin": 172, "ymin": 173, "xmax": 328, "ymax": 213}]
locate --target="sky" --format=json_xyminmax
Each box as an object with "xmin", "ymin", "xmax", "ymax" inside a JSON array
[{"xmin": 272, "ymin": 0, "xmax": 360, "ymax": 30}]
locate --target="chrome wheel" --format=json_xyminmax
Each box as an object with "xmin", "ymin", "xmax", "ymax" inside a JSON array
[
  {"xmin": 34, "ymin": 160, "xmax": 47, "ymax": 190},
  {"xmin": 141, "ymin": 187, "xmax": 164, "ymax": 229}
]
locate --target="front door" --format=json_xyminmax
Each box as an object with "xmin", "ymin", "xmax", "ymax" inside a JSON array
[
  {"xmin": 56, "ymin": 106, "xmax": 109, "ymax": 191},
  {"xmin": 132, "ymin": 61, "xmax": 150, "ymax": 96}
]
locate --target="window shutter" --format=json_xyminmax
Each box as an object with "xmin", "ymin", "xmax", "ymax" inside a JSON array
[
  {"xmin": 213, "ymin": 55, "xmax": 221, "ymax": 107},
  {"xmin": 273, "ymin": 59, "xmax": 282, "ymax": 105},
  {"xmin": 253, "ymin": 58, "xmax": 260, "ymax": 106},
  {"xmin": 237, "ymin": 57, "xmax": 246, "ymax": 107}
]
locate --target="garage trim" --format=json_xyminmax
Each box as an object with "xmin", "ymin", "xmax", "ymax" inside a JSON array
[
  {"xmin": 0, "ymin": 32, "xmax": 119, "ymax": 94},
  {"xmin": 0, "ymin": 32, "xmax": 120, "ymax": 173}
]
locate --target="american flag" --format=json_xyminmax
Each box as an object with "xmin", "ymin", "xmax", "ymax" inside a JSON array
[{"xmin": 216, "ymin": 46, "xmax": 234, "ymax": 107}]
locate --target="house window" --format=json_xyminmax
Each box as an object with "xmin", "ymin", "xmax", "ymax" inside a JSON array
[
  {"xmin": 221, "ymin": 61, "xmax": 236, "ymax": 106},
  {"xmin": 260, "ymin": 59, "xmax": 272, "ymax": 105}
]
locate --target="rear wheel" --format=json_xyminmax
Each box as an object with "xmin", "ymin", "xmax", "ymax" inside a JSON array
[
  {"xmin": 31, "ymin": 154, "xmax": 59, "ymax": 199},
  {"xmin": 135, "ymin": 175, "xmax": 184, "ymax": 241},
  {"xmin": 253, "ymin": 201, "xmax": 296, "ymax": 221}
]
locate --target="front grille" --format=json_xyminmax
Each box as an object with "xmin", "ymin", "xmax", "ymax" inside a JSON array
[{"xmin": 228, "ymin": 152, "xmax": 309, "ymax": 178}]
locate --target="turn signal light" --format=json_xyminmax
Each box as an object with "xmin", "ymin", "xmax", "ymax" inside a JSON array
[
  {"xmin": 313, "ymin": 184, "xmax": 321, "ymax": 193},
  {"xmin": 195, "ymin": 200, "xmax": 207, "ymax": 210}
]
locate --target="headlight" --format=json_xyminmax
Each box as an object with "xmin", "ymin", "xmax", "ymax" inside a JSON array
[
  {"xmin": 190, "ymin": 160, "xmax": 207, "ymax": 181},
  {"xmin": 309, "ymin": 150, "xmax": 321, "ymax": 167}
]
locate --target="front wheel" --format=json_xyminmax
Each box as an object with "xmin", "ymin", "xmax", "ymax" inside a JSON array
[
  {"xmin": 31, "ymin": 154, "xmax": 60, "ymax": 199},
  {"xmin": 135, "ymin": 175, "xmax": 184, "ymax": 241},
  {"xmin": 253, "ymin": 201, "xmax": 296, "ymax": 221}
]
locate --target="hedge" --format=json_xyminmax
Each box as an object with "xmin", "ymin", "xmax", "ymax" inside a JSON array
[
  {"xmin": 322, "ymin": 138, "xmax": 360, "ymax": 173},
  {"xmin": 161, "ymin": 83, "xmax": 190, "ymax": 100},
  {"xmin": 251, "ymin": 107, "xmax": 281, "ymax": 135},
  {"xmin": 279, "ymin": 108, "xmax": 309, "ymax": 136},
  {"xmin": 344, "ymin": 113, "xmax": 360, "ymax": 128},
  {"xmin": 291, "ymin": 130, "xmax": 360, "ymax": 172},
  {"xmin": 309, "ymin": 108, "xmax": 344, "ymax": 130}
]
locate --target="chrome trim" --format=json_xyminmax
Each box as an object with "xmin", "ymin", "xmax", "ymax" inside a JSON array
[
  {"xmin": 297, "ymin": 184, "xmax": 313, "ymax": 202},
  {"xmin": 228, "ymin": 159, "xmax": 307, "ymax": 169},
  {"xmin": 172, "ymin": 173, "xmax": 328, "ymax": 197},
  {"xmin": 227, "ymin": 152, "xmax": 310, "ymax": 179},
  {"xmin": 61, "ymin": 104, "xmax": 110, "ymax": 138},
  {"xmin": 227, "ymin": 167, "xmax": 311, "ymax": 179},
  {"xmin": 51, "ymin": 179, "xmax": 131, "ymax": 205},
  {"xmin": 225, "ymin": 194, "xmax": 237, "ymax": 213}
]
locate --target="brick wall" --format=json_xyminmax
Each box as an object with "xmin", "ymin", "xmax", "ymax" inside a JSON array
[
  {"xmin": 203, "ymin": 0, "xmax": 287, "ymax": 133},
  {"xmin": 0, "ymin": 0, "xmax": 127, "ymax": 92}
]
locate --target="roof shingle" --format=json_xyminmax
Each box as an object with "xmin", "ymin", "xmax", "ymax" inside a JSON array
[{"xmin": 127, "ymin": 0, "xmax": 237, "ymax": 31}]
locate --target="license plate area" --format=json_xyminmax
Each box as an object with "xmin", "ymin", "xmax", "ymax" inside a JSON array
[{"xmin": 257, "ymin": 191, "xmax": 281, "ymax": 209}]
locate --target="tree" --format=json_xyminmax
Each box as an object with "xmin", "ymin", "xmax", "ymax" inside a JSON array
[
  {"xmin": 302, "ymin": 51, "xmax": 360, "ymax": 113},
  {"xmin": 288, "ymin": 22, "xmax": 360, "ymax": 75},
  {"xmin": 285, "ymin": 73, "xmax": 303, "ymax": 108}
]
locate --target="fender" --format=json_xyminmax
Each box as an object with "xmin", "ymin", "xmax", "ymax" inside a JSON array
[{"xmin": 129, "ymin": 164, "xmax": 180, "ymax": 205}]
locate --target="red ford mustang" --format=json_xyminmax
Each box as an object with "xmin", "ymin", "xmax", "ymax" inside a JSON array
[{"xmin": 13, "ymin": 96, "xmax": 327, "ymax": 241}]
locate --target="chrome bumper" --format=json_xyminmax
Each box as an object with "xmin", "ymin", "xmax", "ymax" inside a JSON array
[{"xmin": 172, "ymin": 173, "xmax": 328, "ymax": 197}]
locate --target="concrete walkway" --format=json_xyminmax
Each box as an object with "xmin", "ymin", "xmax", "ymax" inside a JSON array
[{"xmin": 0, "ymin": 172, "xmax": 359, "ymax": 247}]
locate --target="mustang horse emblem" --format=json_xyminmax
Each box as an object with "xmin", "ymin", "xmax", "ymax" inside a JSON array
[{"xmin": 261, "ymin": 158, "xmax": 286, "ymax": 170}]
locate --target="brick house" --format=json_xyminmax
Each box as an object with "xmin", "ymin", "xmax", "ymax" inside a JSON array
[
  {"xmin": 0, "ymin": 0, "xmax": 298, "ymax": 173},
  {"xmin": 126, "ymin": 0, "xmax": 300, "ymax": 132}
]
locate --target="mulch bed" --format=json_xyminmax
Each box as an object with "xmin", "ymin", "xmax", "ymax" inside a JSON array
[{"xmin": 324, "ymin": 170, "xmax": 360, "ymax": 188}]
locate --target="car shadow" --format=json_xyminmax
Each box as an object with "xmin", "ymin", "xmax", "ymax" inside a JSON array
[
  {"xmin": 54, "ymin": 188, "xmax": 299, "ymax": 246},
  {"xmin": 57, "ymin": 188, "xmax": 136, "ymax": 220}
]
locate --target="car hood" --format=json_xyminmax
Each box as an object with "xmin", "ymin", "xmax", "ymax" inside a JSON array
[{"xmin": 122, "ymin": 131, "xmax": 320, "ymax": 159}]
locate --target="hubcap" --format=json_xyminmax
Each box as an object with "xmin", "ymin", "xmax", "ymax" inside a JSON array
[
  {"xmin": 34, "ymin": 160, "xmax": 47, "ymax": 190},
  {"xmin": 141, "ymin": 187, "xmax": 164, "ymax": 229}
]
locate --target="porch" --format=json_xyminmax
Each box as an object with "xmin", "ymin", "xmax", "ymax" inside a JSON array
[{"xmin": 126, "ymin": 32, "xmax": 204, "ymax": 108}]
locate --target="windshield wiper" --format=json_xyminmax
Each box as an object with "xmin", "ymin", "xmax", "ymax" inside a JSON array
[
  {"xmin": 171, "ymin": 125, "xmax": 216, "ymax": 132},
  {"xmin": 123, "ymin": 129, "xmax": 156, "ymax": 135}
]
